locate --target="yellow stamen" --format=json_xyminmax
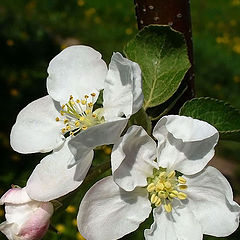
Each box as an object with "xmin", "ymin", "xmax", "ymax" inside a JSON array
[
  {"xmin": 164, "ymin": 203, "xmax": 172, "ymax": 213},
  {"xmin": 64, "ymin": 119, "xmax": 69, "ymax": 124},
  {"xmin": 79, "ymin": 116, "xmax": 85, "ymax": 121},
  {"xmin": 92, "ymin": 114, "xmax": 96, "ymax": 118},
  {"xmin": 61, "ymin": 128, "xmax": 66, "ymax": 134},
  {"xmin": 179, "ymin": 185, "xmax": 188, "ymax": 190},
  {"xmin": 178, "ymin": 176, "xmax": 187, "ymax": 184},
  {"xmin": 167, "ymin": 170, "xmax": 176, "ymax": 178},
  {"xmin": 75, "ymin": 121, "xmax": 80, "ymax": 127},
  {"xmin": 76, "ymin": 99, "xmax": 80, "ymax": 103},
  {"xmin": 178, "ymin": 192, "xmax": 187, "ymax": 200},
  {"xmin": 85, "ymin": 109, "xmax": 91, "ymax": 114},
  {"xmin": 147, "ymin": 183, "xmax": 155, "ymax": 192},
  {"xmin": 82, "ymin": 126, "xmax": 87, "ymax": 130},
  {"xmin": 164, "ymin": 181, "xmax": 171, "ymax": 189},
  {"xmin": 81, "ymin": 100, "xmax": 86, "ymax": 105},
  {"xmin": 91, "ymin": 93, "xmax": 96, "ymax": 97},
  {"xmin": 84, "ymin": 95, "xmax": 89, "ymax": 98},
  {"xmin": 55, "ymin": 117, "xmax": 60, "ymax": 122},
  {"xmin": 61, "ymin": 104, "xmax": 65, "ymax": 109}
]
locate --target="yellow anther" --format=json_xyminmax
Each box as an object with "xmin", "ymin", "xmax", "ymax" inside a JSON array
[
  {"xmin": 169, "ymin": 192, "xmax": 177, "ymax": 198},
  {"xmin": 179, "ymin": 185, "xmax": 188, "ymax": 190},
  {"xmin": 61, "ymin": 128, "xmax": 66, "ymax": 134},
  {"xmin": 75, "ymin": 121, "xmax": 80, "ymax": 127},
  {"xmin": 92, "ymin": 114, "xmax": 96, "ymax": 118},
  {"xmin": 147, "ymin": 183, "xmax": 155, "ymax": 192},
  {"xmin": 150, "ymin": 194, "xmax": 159, "ymax": 204},
  {"xmin": 70, "ymin": 100, "xmax": 75, "ymax": 105},
  {"xmin": 70, "ymin": 131, "xmax": 74, "ymax": 136},
  {"xmin": 171, "ymin": 190, "xmax": 179, "ymax": 195},
  {"xmin": 91, "ymin": 93, "xmax": 96, "ymax": 97},
  {"xmin": 79, "ymin": 116, "xmax": 85, "ymax": 121},
  {"xmin": 164, "ymin": 181, "xmax": 172, "ymax": 189},
  {"xmin": 177, "ymin": 192, "xmax": 187, "ymax": 200},
  {"xmin": 70, "ymin": 95, "xmax": 73, "ymax": 100},
  {"xmin": 159, "ymin": 171, "xmax": 166, "ymax": 178},
  {"xmin": 155, "ymin": 198, "xmax": 161, "ymax": 206},
  {"xmin": 178, "ymin": 176, "xmax": 187, "ymax": 184},
  {"xmin": 61, "ymin": 104, "xmax": 65, "ymax": 109},
  {"xmin": 164, "ymin": 203, "xmax": 172, "ymax": 213},
  {"xmin": 158, "ymin": 192, "xmax": 168, "ymax": 199},
  {"xmin": 64, "ymin": 119, "xmax": 69, "ymax": 124},
  {"xmin": 81, "ymin": 100, "xmax": 86, "ymax": 105},
  {"xmin": 60, "ymin": 110, "xmax": 64, "ymax": 116},
  {"xmin": 84, "ymin": 95, "xmax": 89, "ymax": 98},
  {"xmin": 76, "ymin": 99, "xmax": 80, "ymax": 103},
  {"xmin": 55, "ymin": 117, "xmax": 60, "ymax": 122},
  {"xmin": 156, "ymin": 182, "xmax": 164, "ymax": 191},
  {"xmin": 88, "ymin": 102, "xmax": 93, "ymax": 107},
  {"xmin": 85, "ymin": 109, "xmax": 91, "ymax": 114},
  {"xmin": 66, "ymin": 125, "xmax": 71, "ymax": 131},
  {"xmin": 167, "ymin": 170, "xmax": 176, "ymax": 178},
  {"xmin": 82, "ymin": 126, "xmax": 88, "ymax": 130}
]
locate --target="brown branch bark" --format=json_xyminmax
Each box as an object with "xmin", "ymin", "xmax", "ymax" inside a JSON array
[{"xmin": 134, "ymin": 0, "xmax": 195, "ymax": 112}]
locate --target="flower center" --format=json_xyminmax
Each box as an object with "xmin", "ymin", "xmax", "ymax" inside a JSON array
[
  {"xmin": 55, "ymin": 93, "xmax": 105, "ymax": 136},
  {"xmin": 146, "ymin": 168, "xmax": 188, "ymax": 213}
]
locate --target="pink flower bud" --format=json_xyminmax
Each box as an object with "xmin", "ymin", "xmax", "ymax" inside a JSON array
[{"xmin": 0, "ymin": 187, "xmax": 54, "ymax": 240}]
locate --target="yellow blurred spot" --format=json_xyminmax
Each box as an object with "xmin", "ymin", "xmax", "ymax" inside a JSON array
[
  {"xmin": 76, "ymin": 232, "xmax": 86, "ymax": 240},
  {"xmin": 56, "ymin": 224, "xmax": 65, "ymax": 233},
  {"xmin": 0, "ymin": 208, "xmax": 4, "ymax": 217},
  {"xmin": 125, "ymin": 28, "xmax": 133, "ymax": 35},
  {"xmin": 230, "ymin": 19, "xmax": 237, "ymax": 26},
  {"xmin": 84, "ymin": 8, "xmax": 96, "ymax": 18},
  {"xmin": 216, "ymin": 35, "xmax": 229, "ymax": 44},
  {"xmin": 77, "ymin": 0, "xmax": 85, "ymax": 6},
  {"xmin": 102, "ymin": 146, "xmax": 112, "ymax": 155},
  {"xmin": 10, "ymin": 88, "xmax": 19, "ymax": 97},
  {"xmin": 231, "ymin": 0, "xmax": 240, "ymax": 6},
  {"xmin": 233, "ymin": 44, "xmax": 240, "ymax": 54},
  {"xmin": 11, "ymin": 154, "xmax": 21, "ymax": 162},
  {"xmin": 6, "ymin": 39, "xmax": 14, "ymax": 46},
  {"xmin": 72, "ymin": 218, "xmax": 78, "ymax": 226},
  {"xmin": 214, "ymin": 84, "xmax": 222, "ymax": 91},
  {"xmin": 233, "ymin": 75, "xmax": 240, "ymax": 83},
  {"xmin": 94, "ymin": 16, "xmax": 101, "ymax": 24},
  {"xmin": 65, "ymin": 205, "xmax": 76, "ymax": 213}
]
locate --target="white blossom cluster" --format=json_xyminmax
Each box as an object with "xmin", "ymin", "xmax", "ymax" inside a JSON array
[{"xmin": 1, "ymin": 46, "xmax": 239, "ymax": 240}]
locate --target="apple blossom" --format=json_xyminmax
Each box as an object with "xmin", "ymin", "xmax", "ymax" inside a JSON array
[
  {"xmin": 0, "ymin": 187, "xmax": 53, "ymax": 240},
  {"xmin": 10, "ymin": 45, "xmax": 143, "ymax": 167},
  {"xmin": 77, "ymin": 115, "xmax": 240, "ymax": 240}
]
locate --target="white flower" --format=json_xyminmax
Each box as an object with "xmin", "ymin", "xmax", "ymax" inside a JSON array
[
  {"xmin": 0, "ymin": 187, "xmax": 53, "ymax": 240},
  {"xmin": 10, "ymin": 45, "xmax": 143, "ymax": 162},
  {"xmin": 10, "ymin": 45, "xmax": 143, "ymax": 201},
  {"xmin": 77, "ymin": 115, "xmax": 240, "ymax": 240}
]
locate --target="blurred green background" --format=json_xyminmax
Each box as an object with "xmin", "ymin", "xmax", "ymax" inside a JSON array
[{"xmin": 0, "ymin": 0, "xmax": 240, "ymax": 239}]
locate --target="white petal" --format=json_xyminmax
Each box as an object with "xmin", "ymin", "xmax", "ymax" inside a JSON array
[
  {"xmin": 68, "ymin": 118, "xmax": 128, "ymax": 166},
  {"xmin": 145, "ymin": 204, "xmax": 203, "ymax": 240},
  {"xmin": 47, "ymin": 45, "xmax": 107, "ymax": 104},
  {"xmin": 103, "ymin": 52, "xmax": 143, "ymax": 121},
  {"xmin": 77, "ymin": 176, "xmax": 151, "ymax": 240},
  {"xmin": 0, "ymin": 187, "xmax": 31, "ymax": 205},
  {"xmin": 26, "ymin": 139, "xmax": 93, "ymax": 201},
  {"xmin": 185, "ymin": 166, "xmax": 240, "ymax": 237},
  {"xmin": 0, "ymin": 222, "xmax": 18, "ymax": 240},
  {"xmin": 153, "ymin": 115, "xmax": 219, "ymax": 175},
  {"xmin": 112, "ymin": 125, "xmax": 157, "ymax": 191},
  {"xmin": 10, "ymin": 95, "xmax": 65, "ymax": 154}
]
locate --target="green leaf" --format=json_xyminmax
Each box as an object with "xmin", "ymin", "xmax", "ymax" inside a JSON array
[
  {"xmin": 127, "ymin": 108, "xmax": 152, "ymax": 135},
  {"xmin": 180, "ymin": 97, "xmax": 240, "ymax": 141},
  {"xmin": 124, "ymin": 25, "xmax": 191, "ymax": 110}
]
